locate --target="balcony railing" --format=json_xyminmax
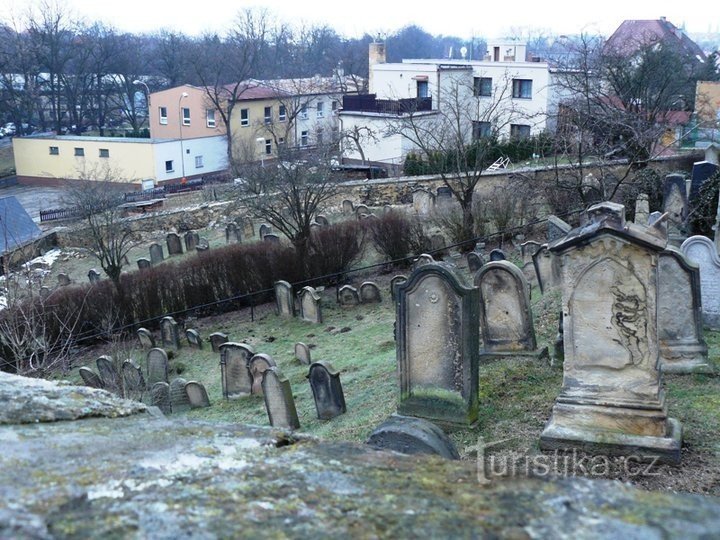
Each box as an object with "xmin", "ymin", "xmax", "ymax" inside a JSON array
[{"xmin": 342, "ymin": 94, "xmax": 432, "ymax": 115}]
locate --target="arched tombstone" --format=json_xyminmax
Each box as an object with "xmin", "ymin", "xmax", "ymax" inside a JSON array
[
  {"xmin": 150, "ymin": 382, "xmax": 172, "ymax": 415},
  {"xmin": 79, "ymin": 367, "xmax": 104, "ymax": 389},
  {"xmin": 396, "ymin": 262, "xmax": 479, "ymax": 427},
  {"xmin": 137, "ymin": 328, "xmax": 155, "ymax": 349},
  {"xmin": 338, "ymin": 285, "xmax": 360, "ymax": 307},
  {"xmin": 57, "ymin": 273, "xmax": 71, "ymax": 287},
  {"xmin": 264, "ymin": 233, "xmax": 280, "ymax": 244},
  {"xmin": 412, "ymin": 188, "xmax": 435, "ymax": 215},
  {"xmin": 209, "ymin": 332, "xmax": 229, "ymax": 353},
  {"xmin": 259, "ymin": 224, "xmax": 272, "ymax": 238},
  {"xmin": 366, "ymin": 415, "xmax": 460, "ymax": 460},
  {"xmin": 390, "ymin": 275, "xmax": 407, "ymax": 302},
  {"xmin": 96, "ymin": 356, "xmax": 121, "ymax": 396},
  {"xmin": 532, "ymin": 245, "xmax": 561, "ymax": 294},
  {"xmin": 307, "ymin": 361, "xmax": 346, "ymax": 420},
  {"xmin": 298, "ymin": 286, "xmax": 322, "ymax": 323},
  {"xmin": 122, "ymin": 359, "xmax": 146, "ymax": 401},
  {"xmin": 137, "ymin": 258, "xmax": 152, "ymax": 270},
  {"xmin": 274, "ymin": 280, "xmax": 294, "ymax": 317},
  {"xmin": 412, "ymin": 253, "xmax": 435, "ymax": 270},
  {"xmin": 294, "ymin": 342, "xmax": 311, "ymax": 365},
  {"xmin": 184, "ymin": 231, "xmax": 200, "ymax": 251},
  {"xmin": 185, "ymin": 381, "xmax": 211, "ymax": 408},
  {"xmin": 359, "ymin": 282, "xmax": 382, "ymax": 304},
  {"xmin": 315, "ymin": 215, "xmax": 329, "ymax": 226},
  {"xmin": 185, "ymin": 329, "xmax": 203, "ymax": 349},
  {"xmin": 489, "ymin": 249, "xmax": 505, "ymax": 261},
  {"xmin": 466, "ymin": 252, "xmax": 484, "ymax": 273},
  {"xmin": 220, "ymin": 342, "xmax": 255, "ymax": 398},
  {"xmin": 169, "ymin": 377, "xmax": 191, "ymax": 412},
  {"xmin": 149, "ymin": 243, "xmax": 164, "ymax": 265},
  {"xmin": 355, "ymin": 204, "xmax": 369, "ymax": 216},
  {"xmin": 225, "ymin": 223, "xmax": 241, "ymax": 244},
  {"xmin": 681, "ymin": 235, "xmax": 720, "ymax": 330},
  {"xmin": 474, "ymin": 261, "xmax": 540, "ymax": 357},
  {"xmin": 663, "ymin": 173, "xmax": 689, "ymax": 245},
  {"xmin": 166, "ymin": 233, "xmax": 183, "ymax": 255},
  {"xmin": 146, "ymin": 348, "xmax": 169, "ymax": 386},
  {"xmin": 159, "ymin": 316, "xmax": 181, "ymax": 349},
  {"xmin": 88, "ymin": 269, "xmax": 101, "ymax": 284},
  {"xmin": 342, "ymin": 199, "xmax": 354, "ymax": 214},
  {"xmin": 249, "ymin": 353, "xmax": 276, "ymax": 396},
  {"xmin": 262, "ymin": 367, "xmax": 300, "ymax": 430}
]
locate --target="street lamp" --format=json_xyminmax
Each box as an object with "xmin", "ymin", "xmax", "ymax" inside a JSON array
[
  {"xmin": 179, "ymin": 92, "xmax": 188, "ymax": 182},
  {"xmin": 256, "ymin": 137, "xmax": 266, "ymax": 167},
  {"xmin": 132, "ymin": 80, "xmax": 151, "ymax": 128}
]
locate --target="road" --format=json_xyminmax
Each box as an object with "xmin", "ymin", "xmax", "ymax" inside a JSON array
[{"xmin": 0, "ymin": 183, "xmax": 67, "ymax": 223}]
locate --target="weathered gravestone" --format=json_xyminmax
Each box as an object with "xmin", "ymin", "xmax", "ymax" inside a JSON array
[
  {"xmin": 184, "ymin": 231, "xmax": 200, "ymax": 252},
  {"xmin": 634, "ymin": 193, "xmax": 650, "ymax": 225},
  {"xmin": 122, "ymin": 360, "xmax": 146, "ymax": 401},
  {"xmin": 435, "ymin": 186, "xmax": 453, "ymax": 209},
  {"xmin": 96, "ymin": 356, "xmax": 121, "ymax": 395},
  {"xmin": 166, "ymin": 233, "xmax": 183, "ymax": 256},
  {"xmin": 249, "ymin": 354, "xmax": 277, "ymax": 396},
  {"xmin": 220, "ymin": 342, "xmax": 255, "ymax": 398},
  {"xmin": 396, "ymin": 263, "xmax": 479, "ymax": 427},
  {"xmin": 355, "ymin": 204, "xmax": 369, "ymax": 216},
  {"xmin": 136, "ymin": 328, "xmax": 155, "ymax": 349},
  {"xmin": 242, "ymin": 218, "xmax": 254, "ymax": 238},
  {"xmin": 359, "ymin": 281, "xmax": 382, "ymax": 303},
  {"xmin": 663, "ymin": 173, "xmax": 689, "ymax": 246},
  {"xmin": 57, "ymin": 273, "xmax": 70, "ymax": 287},
  {"xmin": 160, "ymin": 316, "xmax": 181, "ymax": 349},
  {"xmin": 489, "ymin": 249, "xmax": 505, "ymax": 262},
  {"xmin": 79, "ymin": 367, "xmax": 103, "ymax": 389},
  {"xmin": 308, "ymin": 361, "xmax": 346, "ymax": 420},
  {"xmin": 169, "ymin": 377, "xmax": 191, "ymax": 412},
  {"xmin": 185, "ymin": 329, "xmax": 203, "ymax": 349},
  {"xmin": 467, "ymin": 252, "xmax": 484, "ymax": 273},
  {"xmin": 532, "ymin": 245, "xmax": 561, "ymax": 294},
  {"xmin": 225, "ymin": 223, "xmax": 241, "ymax": 244},
  {"xmin": 316, "ymin": 215, "xmax": 329, "ymax": 226},
  {"xmin": 413, "ymin": 253, "xmax": 435, "ymax": 270},
  {"xmin": 149, "ymin": 243, "xmax": 164, "ymax": 265},
  {"xmin": 264, "ymin": 233, "xmax": 280, "ymax": 244},
  {"xmin": 88, "ymin": 269, "xmax": 101, "ymax": 284},
  {"xmin": 690, "ymin": 161, "xmax": 719, "ymax": 202},
  {"xmin": 259, "ymin": 224, "xmax": 272, "ymax": 238},
  {"xmin": 681, "ymin": 235, "xmax": 720, "ymax": 329},
  {"xmin": 412, "ymin": 188, "xmax": 435, "ymax": 216},
  {"xmin": 209, "ymin": 332, "xmax": 229, "ymax": 353},
  {"xmin": 338, "ymin": 285, "xmax": 360, "ymax": 307},
  {"xmin": 274, "ymin": 280, "xmax": 294, "ymax": 317},
  {"xmin": 137, "ymin": 258, "xmax": 152, "ymax": 270},
  {"xmin": 150, "ymin": 382, "xmax": 172, "ymax": 415},
  {"xmin": 185, "ymin": 381, "xmax": 211, "ymax": 408},
  {"xmin": 146, "ymin": 348, "xmax": 169, "ymax": 386},
  {"xmin": 520, "ymin": 241, "xmax": 542, "ymax": 286},
  {"xmin": 342, "ymin": 199, "xmax": 354, "ymax": 214},
  {"xmin": 547, "ymin": 215, "xmax": 572, "ymax": 243},
  {"xmin": 658, "ymin": 248, "xmax": 711, "ymax": 373},
  {"xmin": 540, "ymin": 202, "xmax": 682, "ymax": 464},
  {"xmin": 366, "ymin": 415, "xmax": 460, "ymax": 460},
  {"xmin": 430, "ymin": 234, "xmax": 446, "ymax": 256},
  {"xmin": 294, "ymin": 342, "xmax": 311, "ymax": 365},
  {"xmin": 262, "ymin": 367, "xmax": 301, "ymax": 430},
  {"xmin": 390, "ymin": 275, "xmax": 407, "ymax": 302},
  {"xmin": 475, "ymin": 261, "xmax": 540, "ymax": 357},
  {"xmin": 298, "ymin": 286, "xmax": 322, "ymax": 323}
]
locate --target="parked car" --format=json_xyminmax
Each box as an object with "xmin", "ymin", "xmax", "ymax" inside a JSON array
[{"xmin": 3, "ymin": 123, "xmax": 16, "ymax": 136}]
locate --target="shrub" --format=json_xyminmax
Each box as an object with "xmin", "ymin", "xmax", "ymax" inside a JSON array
[
  {"xmin": 370, "ymin": 210, "xmax": 429, "ymax": 263},
  {"xmin": 308, "ymin": 221, "xmax": 367, "ymax": 281}
]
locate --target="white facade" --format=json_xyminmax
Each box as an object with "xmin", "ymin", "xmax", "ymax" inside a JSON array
[{"xmin": 152, "ymin": 135, "xmax": 227, "ymax": 183}]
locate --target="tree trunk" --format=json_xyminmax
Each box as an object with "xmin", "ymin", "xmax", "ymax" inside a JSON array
[{"xmin": 460, "ymin": 197, "xmax": 475, "ymax": 252}]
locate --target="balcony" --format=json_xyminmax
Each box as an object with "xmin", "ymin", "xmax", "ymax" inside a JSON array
[{"xmin": 342, "ymin": 94, "xmax": 432, "ymax": 115}]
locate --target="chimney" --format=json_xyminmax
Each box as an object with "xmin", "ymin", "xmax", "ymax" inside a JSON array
[{"xmin": 368, "ymin": 42, "xmax": 386, "ymax": 93}]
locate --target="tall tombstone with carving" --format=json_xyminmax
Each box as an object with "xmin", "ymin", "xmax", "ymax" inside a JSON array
[
  {"xmin": 274, "ymin": 281, "xmax": 294, "ymax": 317},
  {"xmin": 160, "ymin": 316, "xmax": 181, "ymax": 349},
  {"xmin": 146, "ymin": 348, "xmax": 169, "ymax": 387},
  {"xmin": 681, "ymin": 235, "xmax": 720, "ymax": 330},
  {"xmin": 532, "ymin": 245, "xmax": 561, "ymax": 294},
  {"xmin": 149, "ymin": 243, "xmax": 164, "ymax": 265},
  {"xmin": 262, "ymin": 367, "xmax": 301, "ymax": 430},
  {"xmin": 184, "ymin": 231, "xmax": 200, "ymax": 252},
  {"xmin": 663, "ymin": 173, "xmax": 689, "ymax": 246},
  {"xmin": 298, "ymin": 286, "xmax": 322, "ymax": 323},
  {"xmin": 540, "ymin": 202, "xmax": 682, "ymax": 464},
  {"xmin": 220, "ymin": 342, "xmax": 255, "ymax": 398},
  {"xmin": 396, "ymin": 263, "xmax": 479, "ymax": 427},
  {"xmin": 166, "ymin": 233, "xmax": 184, "ymax": 256},
  {"xmin": 308, "ymin": 361, "xmax": 347, "ymax": 420},
  {"xmin": 96, "ymin": 356, "xmax": 121, "ymax": 396}
]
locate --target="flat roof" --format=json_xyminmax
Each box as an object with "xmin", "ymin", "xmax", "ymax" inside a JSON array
[{"xmin": 20, "ymin": 134, "xmax": 179, "ymax": 144}]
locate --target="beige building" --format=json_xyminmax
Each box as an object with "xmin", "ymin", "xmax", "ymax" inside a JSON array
[{"xmin": 696, "ymin": 81, "xmax": 720, "ymax": 127}]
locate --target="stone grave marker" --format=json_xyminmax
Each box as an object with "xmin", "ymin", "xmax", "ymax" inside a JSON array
[
  {"xmin": 166, "ymin": 233, "xmax": 184, "ymax": 256},
  {"xmin": 489, "ymin": 249, "xmax": 505, "ymax": 261},
  {"xmin": 690, "ymin": 161, "xmax": 719, "ymax": 202},
  {"xmin": 634, "ymin": 193, "xmax": 650, "ymax": 225},
  {"xmin": 355, "ymin": 204, "xmax": 369, "ymax": 216},
  {"xmin": 308, "ymin": 361, "xmax": 346, "ymax": 420},
  {"xmin": 57, "ymin": 273, "xmax": 70, "ymax": 287},
  {"xmin": 681, "ymin": 235, "xmax": 720, "ymax": 329},
  {"xmin": 184, "ymin": 231, "xmax": 200, "ymax": 252},
  {"xmin": 658, "ymin": 247, "xmax": 710, "ymax": 373},
  {"xmin": 96, "ymin": 356, "xmax": 121, "ymax": 395},
  {"xmin": 310, "ymin": 222, "xmax": 321, "ymax": 233},
  {"xmin": 547, "ymin": 215, "xmax": 571, "ymax": 243},
  {"xmin": 298, "ymin": 286, "xmax": 322, "ymax": 323},
  {"xmin": 259, "ymin": 224, "xmax": 272, "ymax": 238},
  {"xmin": 262, "ymin": 367, "xmax": 301, "ymax": 430},
  {"xmin": 185, "ymin": 381, "xmax": 211, "ymax": 408},
  {"xmin": 663, "ymin": 173, "xmax": 689, "ymax": 245},
  {"xmin": 435, "ymin": 186, "xmax": 453, "ymax": 209},
  {"xmin": 316, "ymin": 215, "xmax": 329, "ymax": 226},
  {"xmin": 540, "ymin": 202, "xmax": 682, "ymax": 464},
  {"xmin": 149, "ymin": 243, "xmax": 164, "ymax": 265},
  {"xmin": 274, "ymin": 280, "xmax": 294, "ymax": 317},
  {"xmin": 648, "ymin": 211, "xmax": 667, "ymax": 237},
  {"xmin": 242, "ymin": 218, "xmax": 255, "ymax": 238},
  {"xmin": 412, "ymin": 253, "xmax": 435, "ymax": 270},
  {"xmin": 146, "ymin": 348, "xmax": 169, "ymax": 386},
  {"xmin": 366, "ymin": 415, "xmax": 460, "ymax": 460},
  {"xmin": 338, "ymin": 285, "xmax": 360, "ymax": 307},
  {"xmin": 475, "ymin": 261, "xmax": 539, "ymax": 357},
  {"xmin": 532, "ymin": 245, "xmax": 561, "ymax": 294},
  {"xmin": 396, "ymin": 262, "xmax": 479, "ymax": 427},
  {"xmin": 79, "ymin": 367, "xmax": 104, "ymax": 389},
  {"xmin": 249, "ymin": 353, "xmax": 277, "ymax": 396},
  {"xmin": 160, "ymin": 316, "xmax": 181, "ymax": 349},
  {"xmin": 137, "ymin": 258, "xmax": 152, "ymax": 270},
  {"xmin": 294, "ymin": 342, "xmax": 311, "ymax": 365},
  {"xmin": 88, "ymin": 269, "xmax": 101, "ymax": 284},
  {"xmin": 122, "ymin": 359, "xmax": 146, "ymax": 401},
  {"xmin": 342, "ymin": 199, "xmax": 354, "ymax": 214},
  {"xmin": 185, "ymin": 329, "xmax": 203, "ymax": 349},
  {"xmin": 220, "ymin": 342, "xmax": 255, "ymax": 398},
  {"xmin": 137, "ymin": 328, "xmax": 155, "ymax": 349},
  {"xmin": 520, "ymin": 241, "xmax": 542, "ymax": 285},
  {"xmin": 390, "ymin": 275, "xmax": 407, "ymax": 302},
  {"xmin": 225, "ymin": 223, "xmax": 241, "ymax": 244},
  {"xmin": 430, "ymin": 234, "xmax": 446, "ymax": 256},
  {"xmin": 169, "ymin": 377, "xmax": 191, "ymax": 412},
  {"xmin": 264, "ymin": 233, "xmax": 280, "ymax": 244},
  {"xmin": 196, "ymin": 244, "xmax": 209, "ymax": 253},
  {"xmin": 209, "ymin": 332, "xmax": 229, "ymax": 353},
  {"xmin": 150, "ymin": 382, "xmax": 172, "ymax": 415},
  {"xmin": 466, "ymin": 252, "xmax": 484, "ymax": 273},
  {"xmin": 359, "ymin": 281, "xmax": 382, "ymax": 303},
  {"xmin": 412, "ymin": 188, "xmax": 435, "ymax": 215}
]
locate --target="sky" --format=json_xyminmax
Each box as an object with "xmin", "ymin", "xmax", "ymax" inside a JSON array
[{"xmin": 1, "ymin": 0, "xmax": 717, "ymax": 39}]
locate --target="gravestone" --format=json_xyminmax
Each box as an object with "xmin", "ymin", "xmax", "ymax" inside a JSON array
[
  {"xmin": 220, "ymin": 342, "xmax": 255, "ymax": 398},
  {"xmin": 532, "ymin": 245, "xmax": 561, "ymax": 294},
  {"xmin": 475, "ymin": 261, "xmax": 539, "ymax": 356},
  {"xmin": 169, "ymin": 377, "xmax": 191, "ymax": 412},
  {"xmin": 310, "ymin": 222, "xmax": 321, "ymax": 233},
  {"xmin": 396, "ymin": 263, "xmax": 479, "ymax": 427},
  {"xmin": 466, "ymin": 252, "xmax": 484, "ymax": 273},
  {"xmin": 390, "ymin": 275, "xmax": 408, "ymax": 302},
  {"xmin": 412, "ymin": 253, "xmax": 435, "ymax": 269},
  {"xmin": 430, "ymin": 234, "xmax": 446, "ymax": 256},
  {"xmin": 540, "ymin": 201, "xmax": 682, "ymax": 464},
  {"xmin": 359, "ymin": 281, "xmax": 382, "ymax": 303},
  {"xmin": 196, "ymin": 244, "xmax": 209, "ymax": 253},
  {"xmin": 436, "ymin": 187, "xmax": 453, "ymax": 208},
  {"xmin": 298, "ymin": 286, "xmax": 322, "ymax": 323},
  {"xmin": 79, "ymin": 367, "xmax": 104, "ymax": 389},
  {"xmin": 150, "ymin": 382, "xmax": 172, "ymax": 415},
  {"xmin": 262, "ymin": 367, "xmax": 301, "ymax": 430},
  {"xmin": 185, "ymin": 329, "xmax": 203, "ymax": 349},
  {"xmin": 355, "ymin": 204, "xmax": 369, "ymax": 216},
  {"xmin": 242, "ymin": 218, "xmax": 254, "ymax": 238},
  {"xmin": 122, "ymin": 360, "xmax": 146, "ymax": 401},
  {"xmin": 489, "ymin": 249, "xmax": 505, "ymax": 262},
  {"xmin": 342, "ymin": 200, "xmax": 354, "ymax": 214},
  {"xmin": 185, "ymin": 381, "xmax": 211, "ymax": 408},
  {"xmin": 658, "ymin": 248, "xmax": 711, "ymax": 373},
  {"xmin": 294, "ymin": 342, "xmax": 311, "ymax": 365},
  {"xmin": 166, "ymin": 233, "xmax": 183, "ymax": 256},
  {"xmin": 681, "ymin": 235, "xmax": 720, "ymax": 329},
  {"xmin": 249, "ymin": 354, "xmax": 277, "ymax": 396},
  {"xmin": 412, "ymin": 188, "xmax": 435, "ymax": 215},
  {"xmin": 88, "ymin": 269, "xmax": 101, "ymax": 284},
  {"xmin": 184, "ymin": 231, "xmax": 200, "ymax": 252},
  {"xmin": 225, "ymin": 223, "xmax": 241, "ymax": 244},
  {"xmin": 690, "ymin": 161, "xmax": 719, "ymax": 202},
  {"xmin": 274, "ymin": 280, "xmax": 294, "ymax": 317},
  {"xmin": 259, "ymin": 224, "xmax": 272, "ymax": 238},
  {"xmin": 149, "ymin": 243, "xmax": 164, "ymax": 265},
  {"xmin": 39, "ymin": 286, "xmax": 50, "ymax": 299},
  {"xmin": 520, "ymin": 241, "xmax": 542, "ymax": 286},
  {"xmin": 137, "ymin": 258, "xmax": 152, "ymax": 270},
  {"xmin": 96, "ymin": 356, "xmax": 121, "ymax": 395},
  {"xmin": 146, "ymin": 348, "xmax": 169, "ymax": 386},
  {"xmin": 57, "ymin": 273, "xmax": 70, "ymax": 287},
  {"xmin": 366, "ymin": 415, "xmax": 460, "ymax": 460},
  {"xmin": 338, "ymin": 285, "xmax": 360, "ymax": 307},
  {"xmin": 634, "ymin": 193, "xmax": 650, "ymax": 225},
  {"xmin": 547, "ymin": 215, "xmax": 572, "ymax": 243},
  {"xmin": 264, "ymin": 233, "xmax": 280, "ymax": 244},
  {"xmin": 160, "ymin": 316, "xmax": 181, "ymax": 349},
  {"xmin": 308, "ymin": 361, "xmax": 346, "ymax": 420},
  {"xmin": 316, "ymin": 215, "xmax": 329, "ymax": 226},
  {"xmin": 663, "ymin": 173, "xmax": 689, "ymax": 245},
  {"xmin": 209, "ymin": 332, "xmax": 229, "ymax": 353},
  {"xmin": 648, "ymin": 211, "xmax": 667, "ymax": 237},
  {"xmin": 136, "ymin": 328, "xmax": 155, "ymax": 349}
]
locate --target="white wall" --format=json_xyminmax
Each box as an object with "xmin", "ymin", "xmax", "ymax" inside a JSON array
[{"xmin": 152, "ymin": 135, "xmax": 227, "ymax": 183}]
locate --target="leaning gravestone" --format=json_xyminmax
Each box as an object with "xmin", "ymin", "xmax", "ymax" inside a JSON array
[
  {"xmin": 150, "ymin": 382, "xmax": 172, "ymax": 415},
  {"xmin": 57, "ymin": 273, "xmax": 70, "ymax": 287},
  {"xmin": 298, "ymin": 286, "xmax": 322, "ymax": 323},
  {"xmin": 475, "ymin": 261, "xmax": 539, "ymax": 357},
  {"xmin": 185, "ymin": 329, "xmax": 203, "ymax": 349},
  {"xmin": 547, "ymin": 215, "xmax": 572, "ymax": 244},
  {"xmin": 249, "ymin": 354, "xmax": 277, "ymax": 396},
  {"xmin": 122, "ymin": 360, "xmax": 146, "ymax": 401},
  {"xmin": 467, "ymin": 252, "xmax": 484, "ymax": 273},
  {"xmin": 146, "ymin": 348, "xmax": 169, "ymax": 387},
  {"xmin": 342, "ymin": 199, "xmax": 354, "ymax": 214},
  {"xmin": 149, "ymin": 243, "xmax": 164, "ymax": 265},
  {"xmin": 96, "ymin": 356, "xmax": 121, "ymax": 395},
  {"xmin": 663, "ymin": 173, "xmax": 689, "ymax": 246},
  {"xmin": 520, "ymin": 241, "xmax": 542, "ymax": 286},
  {"xmin": 209, "ymin": 332, "xmax": 229, "ymax": 353},
  {"xmin": 396, "ymin": 262, "xmax": 479, "ymax": 427},
  {"xmin": 185, "ymin": 381, "xmax": 211, "ymax": 408},
  {"xmin": 225, "ymin": 223, "xmax": 241, "ymax": 244},
  {"xmin": 274, "ymin": 281, "xmax": 294, "ymax": 317},
  {"xmin": 681, "ymin": 235, "xmax": 720, "ymax": 329},
  {"xmin": 366, "ymin": 415, "xmax": 460, "ymax": 460},
  {"xmin": 262, "ymin": 367, "xmax": 301, "ymax": 430},
  {"xmin": 79, "ymin": 367, "xmax": 104, "ymax": 389},
  {"xmin": 137, "ymin": 328, "xmax": 155, "ymax": 349},
  {"xmin": 390, "ymin": 276, "xmax": 407, "ymax": 302},
  {"xmin": 220, "ymin": 342, "xmax": 255, "ymax": 398},
  {"xmin": 308, "ymin": 361, "xmax": 346, "ymax": 420},
  {"xmin": 532, "ymin": 245, "xmax": 561, "ymax": 294},
  {"xmin": 294, "ymin": 342, "xmax": 311, "ymax": 365},
  {"xmin": 540, "ymin": 202, "xmax": 682, "ymax": 464},
  {"xmin": 88, "ymin": 269, "xmax": 101, "ymax": 284},
  {"xmin": 338, "ymin": 285, "xmax": 360, "ymax": 307},
  {"xmin": 137, "ymin": 258, "xmax": 152, "ymax": 270},
  {"xmin": 658, "ymin": 248, "xmax": 711, "ymax": 373},
  {"xmin": 169, "ymin": 377, "xmax": 191, "ymax": 412},
  {"xmin": 160, "ymin": 316, "xmax": 181, "ymax": 349},
  {"xmin": 166, "ymin": 233, "xmax": 184, "ymax": 256},
  {"xmin": 489, "ymin": 249, "xmax": 505, "ymax": 262},
  {"xmin": 184, "ymin": 231, "xmax": 200, "ymax": 252},
  {"xmin": 359, "ymin": 281, "xmax": 382, "ymax": 303},
  {"xmin": 412, "ymin": 188, "xmax": 435, "ymax": 216}
]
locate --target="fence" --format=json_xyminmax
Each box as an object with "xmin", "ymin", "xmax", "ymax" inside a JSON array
[{"xmin": 39, "ymin": 208, "xmax": 80, "ymax": 223}]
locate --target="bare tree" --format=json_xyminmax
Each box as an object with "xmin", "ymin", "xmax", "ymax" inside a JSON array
[{"xmin": 340, "ymin": 125, "xmax": 378, "ymax": 165}]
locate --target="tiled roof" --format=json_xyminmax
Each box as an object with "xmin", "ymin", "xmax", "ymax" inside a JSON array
[{"xmin": 605, "ymin": 19, "xmax": 706, "ymax": 60}]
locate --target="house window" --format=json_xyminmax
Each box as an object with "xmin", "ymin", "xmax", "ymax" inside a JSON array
[
  {"xmin": 182, "ymin": 107, "xmax": 191, "ymax": 125},
  {"xmin": 301, "ymin": 130, "xmax": 309, "ymax": 146},
  {"xmin": 195, "ymin": 155, "xmax": 204, "ymax": 168},
  {"xmin": 472, "ymin": 121, "xmax": 492, "ymax": 140},
  {"xmin": 316, "ymin": 128, "xmax": 323, "ymax": 145},
  {"xmin": 300, "ymin": 105, "xmax": 308, "ymax": 119},
  {"xmin": 417, "ymin": 80, "xmax": 429, "ymax": 98},
  {"xmin": 279, "ymin": 105, "xmax": 287, "ymax": 122},
  {"xmin": 474, "ymin": 77, "xmax": 492, "ymax": 97},
  {"xmin": 49, "ymin": 146, "xmax": 59, "ymax": 155},
  {"xmin": 278, "ymin": 137, "xmax": 285, "ymax": 148},
  {"xmin": 74, "ymin": 147, "xmax": 84, "ymax": 157},
  {"xmin": 99, "ymin": 148, "xmax": 110, "ymax": 158},
  {"xmin": 512, "ymin": 79, "xmax": 532, "ymax": 99},
  {"xmin": 510, "ymin": 124, "xmax": 531, "ymax": 139},
  {"xmin": 165, "ymin": 160, "xmax": 174, "ymax": 172},
  {"xmin": 264, "ymin": 106, "xmax": 272, "ymax": 124},
  {"xmin": 159, "ymin": 106, "xmax": 168, "ymax": 125},
  {"xmin": 206, "ymin": 109, "xmax": 216, "ymax": 128},
  {"xmin": 331, "ymin": 126, "xmax": 339, "ymax": 141},
  {"xmin": 240, "ymin": 108, "xmax": 249, "ymax": 127},
  {"xmin": 264, "ymin": 139, "xmax": 272, "ymax": 155},
  {"xmin": 331, "ymin": 100, "xmax": 338, "ymax": 112},
  {"xmin": 316, "ymin": 102, "xmax": 324, "ymax": 118}
]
